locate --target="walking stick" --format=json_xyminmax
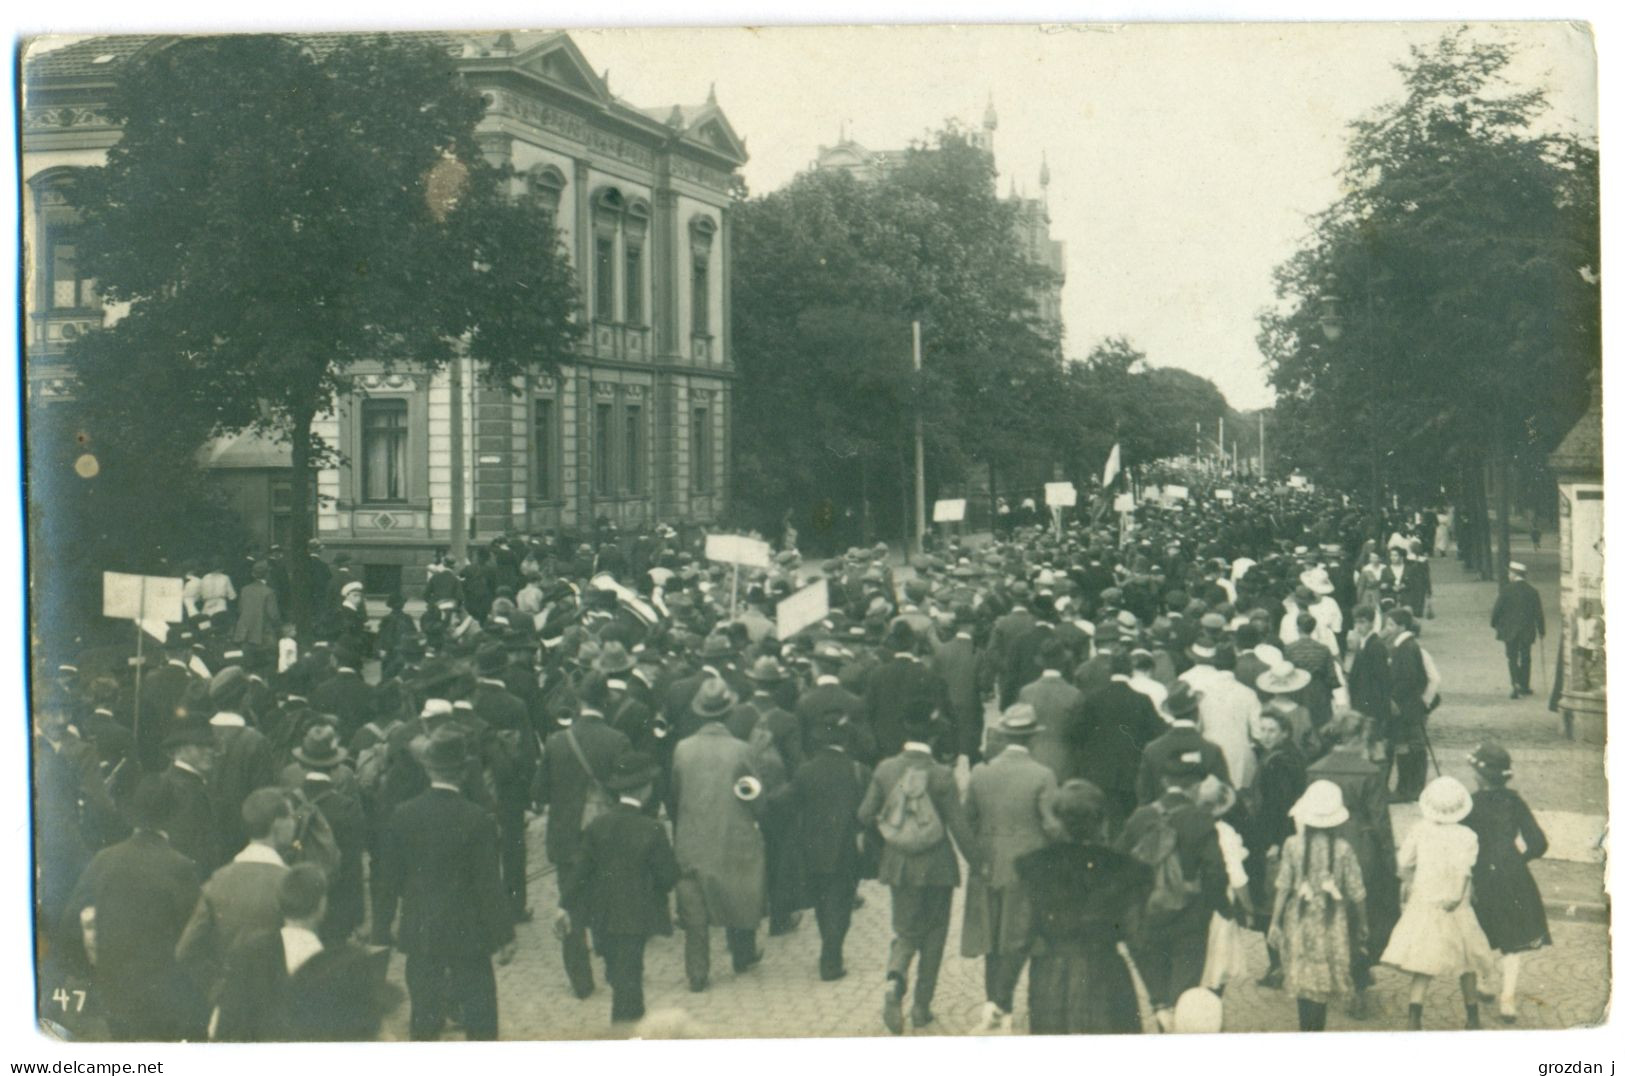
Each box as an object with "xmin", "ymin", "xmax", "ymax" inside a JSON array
[{"xmin": 1418, "ymin": 706, "xmax": 1442, "ymax": 778}]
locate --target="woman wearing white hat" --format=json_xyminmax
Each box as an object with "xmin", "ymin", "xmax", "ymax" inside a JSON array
[
  {"xmin": 1256, "ymin": 662, "xmax": 1318, "ymax": 760},
  {"xmin": 1380, "ymin": 776, "xmax": 1497, "ymax": 1029},
  {"xmin": 1267, "ymin": 780, "xmax": 1368, "ymax": 1031}
]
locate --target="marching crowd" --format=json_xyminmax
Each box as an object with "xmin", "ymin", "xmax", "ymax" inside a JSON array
[{"xmin": 32, "ymin": 479, "xmax": 1554, "ymax": 1041}]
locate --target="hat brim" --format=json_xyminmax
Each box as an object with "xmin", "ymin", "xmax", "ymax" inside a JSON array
[
  {"xmin": 605, "ymin": 769, "xmax": 660, "ymax": 792},
  {"xmin": 1421, "ymin": 800, "xmax": 1472, "ymax": 824},
  {"xmin": 1259, "ymin": 672, "xmax": 1312, "ymax": 694},
  {"xmin": 1296, "ymin": 806, "xmax": 1350, "ymax": 828}
]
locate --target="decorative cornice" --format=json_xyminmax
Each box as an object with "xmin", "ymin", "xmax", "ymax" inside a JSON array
[
  {"xmin": 485, "ymin": 90, "xmax": 656, "ymax": 172},
  {"xmin": 24, "ymin": 106, "xmax": 114, "ymax": 132}
]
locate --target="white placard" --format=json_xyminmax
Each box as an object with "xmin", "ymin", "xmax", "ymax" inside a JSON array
[
  {"xmin": 1288, "ymin": 474, "xmax": 1309, "ymax": 490},
  {"xmin": 1113, "ymin": 492, "xmax": 1136, "ymax": 513},
  {"xmin": 1044, "ymin": 481, "xmax": 1077, "ymax": 508},
  {"xmin": 1165, "ymin": 484, "xmax": 1189, "ymax": 501},
  {"xmin": 776, "ymin": 579, "xmax": 830, "ymax": 640},
  {"xmin": 932, "ymin": 498, "xmax": 967, "ymax": 523},
  {"xmin": 704, "ymin": 533, "xmax": 773, "ymax": 570},
  {"xmin": 102, "ymin": 572, "xmax": 186, "ymax": 623},
  {"xmin": 1215, "ymin": 489, "xmax": 1234, "ymax": 502}
]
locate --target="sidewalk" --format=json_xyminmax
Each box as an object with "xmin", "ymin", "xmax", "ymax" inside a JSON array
[{"xmin": 1397, "ymin": 534, "xmax": 1609, "ymax": 922}]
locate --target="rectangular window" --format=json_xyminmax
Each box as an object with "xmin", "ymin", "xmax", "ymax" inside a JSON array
[
  {"xmin": 624, "ymin": 404, "xmax": 644, "ymax": 495},
  {"xmin": 692, "ymin": 406, "xmax": 711, "ymax": 493},
  {"xmin": 594, "ymin": 235, "xmax": 615, "ymax": 321},
  {"xmin": 624, "ymin": 244, "xmax": 644, "ymax": 324},
  {"xmin": 595, "ymin": 401, "xmax": 614, "ymax": 497},
  {"xmin": 691, "ymin": 257, "xmax": 710, "ymax": 336},
  {"xmin": 361, "ymin": 398, "xmax": 409, "ymax": 503},
  {"xmin": 533, "ymin": 397, "xmax": 555, "ymax": 501},
  {"xmin": 48, "ymin": 235, "xmax": 94, "ymax": 310}
]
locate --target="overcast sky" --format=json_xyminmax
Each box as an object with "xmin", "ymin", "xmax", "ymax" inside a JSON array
[
  {"xmin": 569, "ymin": 22, "xmax": 1595, "ymax": 409},
  {"xmin": 25, "ymin": 20, "xmax": 1597, "ymax": 409}
]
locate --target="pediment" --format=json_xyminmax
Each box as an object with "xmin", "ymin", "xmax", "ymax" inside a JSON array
[{"xmin": 514, "ymin": 34, "xmax": 608, "ymax": 102}]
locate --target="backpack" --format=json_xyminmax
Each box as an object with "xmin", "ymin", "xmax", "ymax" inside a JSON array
[
  {"xmin": 742, "ymin": 705, "xmax": 787, "ymax": 791},
  {"xmin": 354, "ymin": 721, "xmax": 397, "ymax": 797},
  {"xmin": 289, "ymin": 792, "xmax": 342, "ymax": 880},
  {"xmin": 877, "ymin": 764, "xmax": 944, "ymax": 854},
  {"xmin": 1124, "ymin": 799, "xmax": 1204, "ymax": 923},
  {"xmin": 564, "ymin": 727, "xmax": 613, "ymax": 831}
]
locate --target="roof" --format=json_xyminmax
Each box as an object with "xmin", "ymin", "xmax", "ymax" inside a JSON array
[
  {"xmin": 1548, "ymin": 371, "xmax": 1603, "ymax": 476},
  {"xmin": 197, "ymin": 429, "xmax": 293, "ymax": 470},
  {"xmin": 26, "ymin": 32, "xmax": 458, "ymax": 82}
]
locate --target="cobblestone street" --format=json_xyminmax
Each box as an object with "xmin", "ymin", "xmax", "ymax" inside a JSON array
[{"xmin": 380, "ymin": 535, "xmax": 1611, "ymax": 1041}]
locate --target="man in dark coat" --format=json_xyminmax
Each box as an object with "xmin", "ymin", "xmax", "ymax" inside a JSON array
[
  {"xmin": 1490, "ymin": 561, "xmax": 1545, "ymax": 698},
  {"xmin": 139, "ymin": 640, "xmax": 203, "ymax": 772},
  {"xmin": 310, "ymin": 654, "xmax": 372, "ymax": 742},
  {"xmin": 778, "ymin": 717, "xmax": 870, "ymax": 980},
  {"xmin": 1135, "ymin": 682, "xmax": 1231, "ymax": 805},
  {"xmin": 930, "ymin": 615, "xmax": 987, "ymax": 765},
  {"xmin": 729, "ymin": 658, "xmax": 807, "ymax": 936},
  {"xmin": 212, "ymin": 864, "xmax": 328, "ymax": 1042},
  {"xmin": 472, "ymin": 645, "xmax": 540, "ymax": 924},
  {"xmin": 1386, "ymin": 609, "xmax": 1432, "ymax": 803},
  {"xmin": 1117, "ymin": 761, "xmax": 1228, "ymax": 1027},
  {"xmin": 159, "ymin": 725, "xmax": 223, "ymax": 874},
  {"xmin": 559, "ymin": 752, "xmax": 678, "ymax": 1025},
  {"xmin": 797, "ymin": 645, "xmax": 875, "ymax": 764},
  {"xmin": 374, "ymin": 728, "xmax": 515, "ymax": 1041},
  {"xmin": 857, "ymin": 718, "xmax": 979, "ymax": 1034},
  {"xmin": 863, "ymin": 624, "xmax": 943, "ymax": 760},
  {"xmin": 535, "ymin": 676, "xmax": 629, "ymax": 998},
  {"xmin": 1347, "ymin": 606, "xmax": 1392, "ymax": 749},
  {"xmin": 59, "ymin": 778, "xmax": 207, "ymax": 1041},
  {"xmin": 989, "ymin": 590, "xmax": 1038, "ymax": 708},
  {"xmin": 1075, "ymin": 652, "xmax": 1169, "ymax": 830}
]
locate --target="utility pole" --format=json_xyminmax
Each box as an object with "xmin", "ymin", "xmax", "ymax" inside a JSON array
[
  {"xmin": 912, "ymin": 320, "xmax": 926, "ymax": 561},
  {"xmin": 1259, "ymin": 411, "xmax": 1267, "ymax": 482},
  {"xmin": 1217, "ymin": 415, "xmax": 1225, "ymax": 473},
  {"xmin": 449, "ymin": 351, "xmax": 468, "ymax": 562}
]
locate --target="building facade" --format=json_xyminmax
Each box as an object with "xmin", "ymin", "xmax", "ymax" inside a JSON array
[{"xmin": 24, "ymin": 31, "xmax": 746, "ymax": 595}]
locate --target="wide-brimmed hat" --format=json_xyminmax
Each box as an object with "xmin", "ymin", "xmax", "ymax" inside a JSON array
[
  {"xmin": 1195, "ymin": 774, "xmax": 1236, "ymax": 818},
  {"xmin": 1299, "ymin": 567, "xmax": 1335, "ymax": 596},
  {"xmin": 1290, "ymin": 779, "xmax": 1349, "ymax": 828},
  {"xmin": 691, "ymin": 678, "xmax": 737, "ymax": 719},
  {"xmin": 1420, "ymin": 775, "xmax": 1474, "ymax": 824},
  {"xmin": 745, "ymin": 656, "xmax": 787, "ymax": 684},
  {"xmin": 594, "ymin": 641, "xmax": 636, "ymax": 674},
  {"xmin": 1186, "ymin": 635, "xmax": 1219, "ymax": 663},
  {"xmin": 294, "ymin": 724, "xmax": 350, "ymax": 769},
  {"xmin": 1468, "ymin": 742, "xmax": 1513, "ymax": 782},
  {"xmin": 698, "ymin": 633, "xmax": 735, "ymax": 660},
  {"xmin": 1508, "ymin": 561, "xmax": 1528, "ymax": 577},
  {"xmin": 990, "ymin": 703, "xmax": 1042, "ymax": 738},
  {"xmin": 1257, "ymin": 662, "xmax": 1311, "ymax": 695},
  {"xmin": 605, "ymin": 750, "xmax": 661, "ymax": 792},
  {"xmin": 1253, "ymin": 643, "xmax": 1285, "ymax": 667},
  {"xmin": 1163, "ymin": 681, "xmax": 1201, "ymax": 719}
]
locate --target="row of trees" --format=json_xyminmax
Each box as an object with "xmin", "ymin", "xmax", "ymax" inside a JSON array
[
  {"xmin": 1258, "ymin": 29, "xmax": 1600, "ymax": 578},
  {"xmin": 730, "ymin": 128, "xmax": 1235, "ymax": 548}
]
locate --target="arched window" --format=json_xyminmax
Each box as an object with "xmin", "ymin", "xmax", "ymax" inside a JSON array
[
  {"xmin": 526, "ymin": 164, "xmax": 566, "ymax": 225},
  {"xmin": 624, "ymin": 199, "xmax": 651, "ymax": 325},
  {"xmin": 29, "ymin": 168, "xmax": 98, "ymax": 316},
  {"xmin": 688, "ymin": 215, "xmax": 717, "ymax": 337},
  {"xmin": 591, "ymin": 187, "xmax": 625, "ymax": 322}
]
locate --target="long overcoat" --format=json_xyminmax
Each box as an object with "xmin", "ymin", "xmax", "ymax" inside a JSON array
[{"xmin": 671, "ymin": 722, "xmax": 767, "ymax": 928}]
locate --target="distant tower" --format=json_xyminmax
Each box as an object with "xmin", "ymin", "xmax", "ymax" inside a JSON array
[
  {"xmin": 979, "ymin": 92, "xmax": 998, "ymax": 157},
  {"xmin": 1039, "ymin": 151, "xmax": 1051, "ymax": 212}
]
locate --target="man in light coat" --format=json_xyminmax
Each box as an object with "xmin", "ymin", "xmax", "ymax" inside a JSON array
[
  {"xmin": 960, "ymin": 705, "xmax": 1060, "ymax": 1031},
  {"xmin": 670, "ymin": 679, "xmax": 767, "ymax": 992}
]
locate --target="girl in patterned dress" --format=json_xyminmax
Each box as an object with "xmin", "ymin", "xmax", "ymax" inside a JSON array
[{"xmin": 1268, "ymin": 780, "xmax": 1367, "ymax": 1031}]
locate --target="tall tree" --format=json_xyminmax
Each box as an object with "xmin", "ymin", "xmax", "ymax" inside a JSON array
[
  {"xmin": 68, "ymin": 34, "xmax": 582, "ymax": 622},
  {"xmin": 1259, "ymin": 28, "xmax": 1598, "ymax": 575}
]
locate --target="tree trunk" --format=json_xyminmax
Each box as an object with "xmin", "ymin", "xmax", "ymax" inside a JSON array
[
  {"xmin": 860, "ymin": 457, "xmax": 872, "ymax": 547},
  {"xmin": 1494, "ymin": 428, "xmax": 1513, "ymax": 583},
  {"xmin": 288, "ymin": 408, "xmax": 316, "ymax": 630},
  {"xmin": 988, "ymin": 457, "xmax": 1000, "ymax": 537}
]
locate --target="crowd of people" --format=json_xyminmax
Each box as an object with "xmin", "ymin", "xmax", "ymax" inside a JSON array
[{"xmin": 32, "ymin": 477, "xmax": 1554, "ymax": 1041}]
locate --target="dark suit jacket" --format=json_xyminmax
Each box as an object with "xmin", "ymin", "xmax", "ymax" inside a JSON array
[
  {"xmin": 1135, "ymin": 724, "xmax": 1231, "ymax": 805},
  {"xmin": 1348, "ymin": 632, "xmax": 1392, "ymax": 719},
  {"xmin": 213, "ymin": 927, "xmax": 295, "ymax": 1041},
  {"xmin": 1075, "ymin": 681, "xmax": 1167, "ymax": 801},
  {"xmin": 1491, "ymin": 580, "xmax": 1545, "ymax": 646},
  {"xmin": 473, "ymin": 679, "xmax": 538, "ymax": 805},
  {"xmin": 795, "ymin": 681, "xmax": 866, "ymax": 741},
  {"xmin": 311, "ymin": 670, "xmax": 372, "ymax": 742},
  {"xmin": 1389, "ymin": 635, "xmax": 1429, "ymax": 737},
  {"xmin": 161, "ymin": 765, "xmax": 222, "ymax": 874},
  {"xmin": 1117, "ymin": 788, "xmax": 1228, "ymax": 934},
  {"xmin": 376, "ymin": 787, "xmax": 513, "ymax": 958},
  {"xmin": 60, "ymin": 831, "xmax": 205, "ymax": 1039},
  {"xmin": 784, "ymin": 747, "xmax": 870, "ymax": 879},
  {"xmin": 561, "ymin": 801, "xmax": 678, "ymax": 937},
  {"xmin": 138, "ymin": 662, "xmax": 199, "ymax": 770},
  {"xmin": 213, "ymin": 728, "xmax": 279, "ymax": 854},
  {"xmin": 536, "ymin": 717, "xmax": 629, "ymax": 866},
  {"xmin": 863, "ymin": 657, "xmax": 943, "ymax": 759}
]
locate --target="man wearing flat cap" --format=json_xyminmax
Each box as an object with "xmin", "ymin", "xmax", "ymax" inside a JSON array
[{"xmin": 375, "ymin": 727, "xmax": 515, "ymax": 1040}]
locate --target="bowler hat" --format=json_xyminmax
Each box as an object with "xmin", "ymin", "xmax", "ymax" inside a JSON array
[
  {"xmin": 1163, "ymin": 681, "xmax": 1201, "ymax": 720},
  {"xmin": 593, "ymin": 641, "xmax": 635, "ymax": 675},
  {"xmin": 698, "ymin": 633, "xmax": 735, "ymax": 660},
  {"xmin": 990, "ymin": 703, "xmax": 1042, "ymax": 738},
  {"xmin": 422, "ymin": 727, "xmax": 468, "ymax": 774},
  {"xmin": 745, "ymin": 656, "xmax": 787, "ymax": 683},
  {"xmin": 604, "ymin": 750, "xmax": 661, "ymax": 793}
]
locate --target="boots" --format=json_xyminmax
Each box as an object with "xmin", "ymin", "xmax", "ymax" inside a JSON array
[{"xmin": 1407, "ymin": 1003, "xmax": 1423, "ymax": 1030}]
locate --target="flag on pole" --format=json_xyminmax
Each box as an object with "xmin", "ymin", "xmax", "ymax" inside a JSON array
[{"xmin": 1101, "ymin": 442, "xmax": 1122, "ymax": 489}]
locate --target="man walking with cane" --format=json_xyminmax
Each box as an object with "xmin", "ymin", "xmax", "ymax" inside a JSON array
[{"xmin": 1490, "ymin": 561, "xmax": 1545, "ymax": 699}]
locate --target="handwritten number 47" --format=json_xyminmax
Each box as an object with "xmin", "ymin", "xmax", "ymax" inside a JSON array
[{"xmin": 51, "ymin": 988, "xmax": 87, "ymax": 1012}]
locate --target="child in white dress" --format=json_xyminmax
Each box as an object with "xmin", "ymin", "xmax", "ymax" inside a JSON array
[
  {"xmin": 1196, "ymin": 776, "xmax": 1252, "ymax": 992},
  {"xmin": 1381, "ymin": 776, "xmax": 1497, "ymax": 1028}
]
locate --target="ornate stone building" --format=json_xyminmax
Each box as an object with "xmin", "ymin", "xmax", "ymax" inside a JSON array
[{"xmin": 24, "ymin": 31, "xmax": 746, "ymax": 594}]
